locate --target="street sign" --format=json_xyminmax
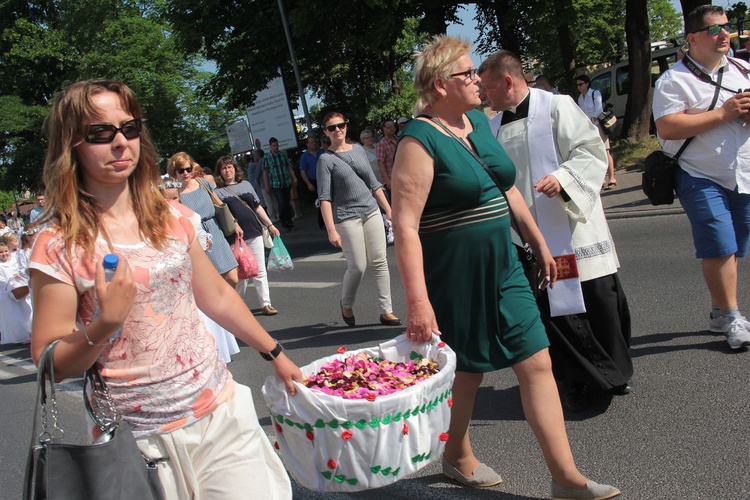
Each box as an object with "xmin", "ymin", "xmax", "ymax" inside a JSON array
[{"xmin": 245, "ymin": 73, "xmax": 298, "ymax": 151}]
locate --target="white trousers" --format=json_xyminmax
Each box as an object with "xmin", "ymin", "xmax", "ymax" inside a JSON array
[
  {"xmin": 262, "ymin": 190, "xmax": 279, "ymax": 222},
  {"xmin": 238, "ymin": 236, "xmax": 272, "ymax": 308},
  {"xmin": 136, "ymin": 384, "xmax": 291, "ymax": 500},
  {"xmin": 336, "ymin": 210, "xmax": 392, "ymax": 315}
]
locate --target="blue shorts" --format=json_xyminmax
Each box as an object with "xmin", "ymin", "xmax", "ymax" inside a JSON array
[{"xmin": 675, "ymin": 168, "xmax": 750, "ymax": 259}]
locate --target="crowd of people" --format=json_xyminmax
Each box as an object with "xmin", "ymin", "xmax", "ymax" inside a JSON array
[{"xmin": 14, "ymin": 7, "xmax": 746, "ymax": 497}]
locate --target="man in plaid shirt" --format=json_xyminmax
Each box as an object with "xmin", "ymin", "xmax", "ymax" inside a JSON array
[{"xmin": 262, "ymin": 137, "xmax": 298, "ymax": 230}]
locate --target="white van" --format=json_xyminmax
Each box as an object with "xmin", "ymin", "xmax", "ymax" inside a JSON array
[{"xmin": 587, "ymin": 45, "xmax": 680, "ymax": 124}]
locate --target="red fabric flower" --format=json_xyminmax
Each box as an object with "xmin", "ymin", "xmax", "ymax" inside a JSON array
[
  {"xmin": 337, "ymin": 346, "xmax": 347, "ymax": 354},
  {"xmin": 274, "ymin": 441, "xmax": 279, "ymax": 450},
  {"xmin": 274, "ymin": 423, "xmax": 283, "ymax": 433},
  {"xmin": 327, "ymin": 459, "xmax": 337, "ymax": 470},
  {"xmin": 402, "ymin": 423, "xmax": 409, "ymax": 435},
  {"xmin": 306, "ymin": 430, "xmax": 314, "ymax": 440},
  {"xmin": 447, "ymin": 397, "xmax": 453, "ymax": 408},
  {"xmin": 366, "ymin": 392, "xmax": 377, "ymax": 402},
  {"xmin": 439, "ymin": 432, "xmax": 449, "ymax": 442},
  {"xmin": 438, "ymin": 342, "xmax": 446, "ymax": 348},
  {"xmin": 342, "ymin": 429, "xmax": 353, "ymax": 440}
]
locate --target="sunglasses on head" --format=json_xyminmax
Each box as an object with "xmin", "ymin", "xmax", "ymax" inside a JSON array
[
  {"xmin": 175, "ymin": 166, "xmax": 193, "ymax": 175},
  {"xmin": 325, "ymin": 122, "xmax": 347, "ymax": 132},
  {"xmin": 694, "ymin": 23, "xmax": 732, "ymax": 35},
  {"xmin": 85, "ymin": 118, "xmax": 142, "ymax": 144}
]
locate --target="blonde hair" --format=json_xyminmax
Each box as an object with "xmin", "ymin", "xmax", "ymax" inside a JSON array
[
  {"xmin": 166, "ymin": 151, "xmax": 197, "ymax": 178},
  {"xmin": 413, "ymin": 35, "xmax": 472, "ymax": 114},
  {"xmin": 42, "ymin": 79, "xmax": 172, "ymax": 258}
]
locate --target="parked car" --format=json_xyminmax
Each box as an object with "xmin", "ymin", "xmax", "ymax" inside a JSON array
[{"xmin": 587, "ymin": 45, "xmax": 680, "ymax": 133}]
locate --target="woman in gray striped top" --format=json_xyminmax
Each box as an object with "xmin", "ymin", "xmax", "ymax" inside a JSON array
[{"xmin": 316, "ymin": 111, "xmax": 402, "ymax": 327}]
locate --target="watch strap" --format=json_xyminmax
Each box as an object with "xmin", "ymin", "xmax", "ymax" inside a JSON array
[{"xmin": 259, "ymin": 341, "xmax": 283, "ymax": 361}]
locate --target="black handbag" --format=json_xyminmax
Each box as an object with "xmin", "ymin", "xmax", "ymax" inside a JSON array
[
  {"xmin": 24, "ymin": 340, "xmax": 165, "ymax": 500},
  {"xmin": 644, "ymin": 61, "xmax": 723, "ymax": 206},
  {"xmin": 596, "ymin": 107, "xmax": 617, "ymax": 136}
]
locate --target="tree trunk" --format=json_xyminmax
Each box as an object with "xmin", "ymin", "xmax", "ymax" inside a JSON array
[
  {"xmin": 554, "ymin": 0, "xmax": 577, "ymax": 95},
  {"xmin": 494, "ymin": 0, "xmax": 522, "ymax": 55},
  {"xmin": 622, "ymin": 0, "xmax": 652, "ymax": 142}
]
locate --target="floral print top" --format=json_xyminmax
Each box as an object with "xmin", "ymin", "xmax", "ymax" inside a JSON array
[{"xmin": 28, "ymin": 203, "xmax": 234, "ymax": 437}]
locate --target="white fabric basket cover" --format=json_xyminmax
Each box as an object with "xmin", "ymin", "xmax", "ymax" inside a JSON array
[{"xmin": 262, "ymin": 333, "xmax": 456, "ymax": 492}]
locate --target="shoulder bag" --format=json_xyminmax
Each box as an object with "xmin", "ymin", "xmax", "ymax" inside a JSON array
[
  {"xmin": 643, "ymin": 59, "xmax": 723, "ymax": 206},
  {"xmin": 24, "ymin": 340, "xmax": 165, "ymax": 500},
  {"xmin": 418, "ymin": 114, "xmax": 540, "ymax": 297},
  {"xmin": 225, "ymin": 184, "xmax": 274, "ymax": 249},
  {"xmin": 596, "ymin": 100, "xmax": 618, "ymax": 136},
  {"xmin": 197, "ymin": 178, "xmax": 236, "ymax": 237}
]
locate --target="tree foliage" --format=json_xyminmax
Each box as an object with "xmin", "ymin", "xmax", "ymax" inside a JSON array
[{"xmin": 0, "ymin": 0, "xmax": 233, "ymax": 193}]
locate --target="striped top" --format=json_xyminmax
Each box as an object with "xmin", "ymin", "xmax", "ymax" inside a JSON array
[{"xmin": 420, "ymin": 195, "xmax": 508, "ymax": 234}]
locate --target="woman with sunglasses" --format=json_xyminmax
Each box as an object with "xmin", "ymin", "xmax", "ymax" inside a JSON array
[
  {"xmin": 28, "ymin": 80, "xmax": 300, "ymax": 499},
  {"xmin": 167, "ymin": 151, "xmax": 241, "ymax": 288},
  {"xmin": 214, "ymin": 155, "xmax": 281, "ymax": 316},
  {"xmin": 575, "ymin": 74, "xmax": 617, "ymax": 190},
  {"xmin": 317, "ymin": 112, "xmax": 401, "ymax": 327},
  {"xmin": 391, "ymin": 36, "xmax": 620, "ymax": 499}
]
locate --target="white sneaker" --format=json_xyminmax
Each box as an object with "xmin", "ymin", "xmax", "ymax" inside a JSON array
[
  {"xmin": 708, "ymin": 312, "xmax": 750, "ymax": 333},
  {"xmin": 723, "ymin": 317, "xmax": 750, "ymax": 349}
]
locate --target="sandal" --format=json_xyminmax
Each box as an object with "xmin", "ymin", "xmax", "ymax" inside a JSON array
[{"xmin": 606, "ymin": 180, "xmax": 617, "ymax": 189}]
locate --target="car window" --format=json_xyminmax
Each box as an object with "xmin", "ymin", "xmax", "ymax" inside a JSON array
[{"xmin": 591, "ymin": 72, "xmax": 612, "ymax": 101}]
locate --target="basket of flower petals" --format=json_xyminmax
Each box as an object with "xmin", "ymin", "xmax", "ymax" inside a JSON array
[{"xmin": 261, "ymin": 333, "xmax": 456, "ymax": 491}]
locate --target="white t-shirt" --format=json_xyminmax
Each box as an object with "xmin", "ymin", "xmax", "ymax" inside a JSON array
[{"xmin": 653, "ymin": 56, "xmax": 750, "ymax": 192}]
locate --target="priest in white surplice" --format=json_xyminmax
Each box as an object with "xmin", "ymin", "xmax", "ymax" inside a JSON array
[{"xmin": 478, "ymin": 51, "xmax": 633, "ymax": 412}]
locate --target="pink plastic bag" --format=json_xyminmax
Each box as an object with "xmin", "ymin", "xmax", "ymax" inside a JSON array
[{"xmin": 234, "ymin": 238, "xmax": 259, "ymax": 279}]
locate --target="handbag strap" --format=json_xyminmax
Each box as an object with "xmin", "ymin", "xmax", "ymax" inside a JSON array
[
  {"xmin": 224, "ymin": 184, "xmax": 265, "ymax": 230},
  {"xmin": 329, "ymin": 149, "xmax": 375, "ymax": 191},
  {"xmin": 672, "ymin": 62, "xmax": 724, "ymax": 162},
  {"xmin": 196, "ymin": 178, "xmax": 224, "ymax": 206},
  {"xmin": 417, "ymin": 114, "xmax": 533, "ymax": 253}
]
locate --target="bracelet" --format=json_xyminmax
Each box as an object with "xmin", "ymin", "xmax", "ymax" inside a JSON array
[
  {"xmin": 259, "ymin": 340, "xmax": 284, "ymax": 361},
  {"xmin": 82, "ymin": 324, "xmax": 107, "ymax": 347}
]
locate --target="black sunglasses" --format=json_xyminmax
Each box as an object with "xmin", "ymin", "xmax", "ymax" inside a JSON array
[
  {"xmin": 175, "ymin": 166, "xmax": 193, "ymax": 175},
  {"xmin": 449, "ymin": 68, "xmax": 477, "ymax": 81},
  {"xmin": 693, "ymin": 23, "xmax": 732, "ymax": 35},
  {"xmin": 85, "ymin": 118, "xmax": 142, "ymax": 144},
  {"xmin": 383, "ymin": 124, "xmax": 396, "ymax": 129},
  {"xmin": 325, "ymin": 122, "xmax": 347, "ymax": 132}
]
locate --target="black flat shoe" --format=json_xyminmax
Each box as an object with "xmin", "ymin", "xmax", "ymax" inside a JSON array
[
  {"xmin": 379, "ymin": 314, "xmax": 402, "ymax": 326},
  {"xmin": 611, "ymin": 380, "xmax": 632, "ymax": 396},
  {"xmin": 341, "ymin": 302, "xmax": 355, "ymax": 326}
]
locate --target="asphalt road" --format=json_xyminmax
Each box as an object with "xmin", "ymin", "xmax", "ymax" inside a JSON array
[{"xmin": 2, "ymin": 213, "xmax": 750, "ymax": 499}]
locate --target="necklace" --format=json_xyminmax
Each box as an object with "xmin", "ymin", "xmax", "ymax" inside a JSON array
[{"xmin": 435, "ymin": 115, "xmax": 468, "ymax": 141}]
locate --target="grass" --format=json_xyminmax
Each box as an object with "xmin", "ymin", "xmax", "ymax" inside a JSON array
[{"xmin": 611, "ymin": 135, "xmax": 660, "ymax": 171}]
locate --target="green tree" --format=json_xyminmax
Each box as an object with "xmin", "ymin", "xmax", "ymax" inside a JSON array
[{"xmin": 0, "ymin": 0, "xmax": 233, "ymax": 192}]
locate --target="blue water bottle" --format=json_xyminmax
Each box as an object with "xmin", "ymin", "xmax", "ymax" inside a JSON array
[{"xmin": 101, "ymin": 254, "xmax": 123, "ymax": 343}]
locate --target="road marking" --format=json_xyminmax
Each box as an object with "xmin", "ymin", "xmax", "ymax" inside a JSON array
[
  {"xmin": 294, "ymin": 253, "xmax": 345, "ymax": 263},
  {"xmin": 269, "ymin": 282, "xmax": 338, "ymax": 289},
  {"xmin": 0, "ymin": 352, "xmax": 82, "ymax": 391}
]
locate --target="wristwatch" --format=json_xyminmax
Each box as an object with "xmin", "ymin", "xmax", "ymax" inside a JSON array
[{"xmin": 259, "ymin": 340, "xmax": 284, "ymax": 361}]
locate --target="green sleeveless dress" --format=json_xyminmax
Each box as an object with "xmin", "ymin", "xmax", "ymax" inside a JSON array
[{"xmin": 401, "ymin": 109, "xmax": 548, "ymax": 373}]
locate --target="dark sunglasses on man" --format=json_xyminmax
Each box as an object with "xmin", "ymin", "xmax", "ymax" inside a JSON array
[
  {"xmin": 693, "ymin": 23, "xmax": 732, "ymax": 35},
  {"xmin": 85, "ymin": 118, "xmax": 142, "ymax": 144}
]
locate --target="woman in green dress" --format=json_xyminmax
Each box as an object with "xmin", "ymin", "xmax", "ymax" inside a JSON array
[{"xmin": 391, "ymin": 35, "xmax": 620, "ymax": 500}]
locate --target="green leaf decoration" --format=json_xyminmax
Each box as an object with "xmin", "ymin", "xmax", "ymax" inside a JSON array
[
  {"xmin": 370, "ymin": 465, "xmax": 382, "ymax": 474},
  {"xmin": 284, "ymin": 418, "xmax": 294, "ymax": 426},
  {"xmin": 392, "ymin": 467, "xmax": 401, "ymax": 476},
  {"xmin": 346, "ymin": 478, "xmax": 358, "ymax": 485},
  {"xmin": 327, "ymin": 419, "xmax": 339, "ymax": 428},
  {"xmin": 342, "ymin": 420, "xmax": 353, "ymax": 429},
  {"xmin": 294, "ymin": 422, "xmax": 304, "ymax": 429},
  {"xmin": 314, "ymin": 419, "xmax": 326, "ymax": 428},
  {"xmin": 403, "ymin": 409, "xmax": 411, "ymax": 418},
  {"xmin": 409, "ymin": 351, "xmax": 420, "ymax": 360},
  {"xmin": 425, "ymin": 451, "xmax": 432, "ymax": 460},
  {"xmin": 393, "ymin": 412, "xmax": 402, "ymax": 421},
  {"xmin": 334, "ymin": 474, "xmax": 345, "ymax": 483},
  {"xmin": 321, "ymin": 471, "xmax": 333, "ymax": 479},
  {"xmin": 368, "ymin": 417, "xmax": 381, "ymax": 428},
  {"xmin": 382, "ymin": 414, "xmax": 392, "ymax": 425},
  {"xmin": 355, "ymin": 419, "xmax": 367, "ymax": 429},
  {"xmin": 374, "ymin": 356, "xmax": 383, "ymax": 362},
  {"xmin": 275, "ymin": 415, "xmax": 284, "ymax": 423},
  {"xmin": 381, "ymin": 467, "xmax": 392, "ymax": 475}
]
